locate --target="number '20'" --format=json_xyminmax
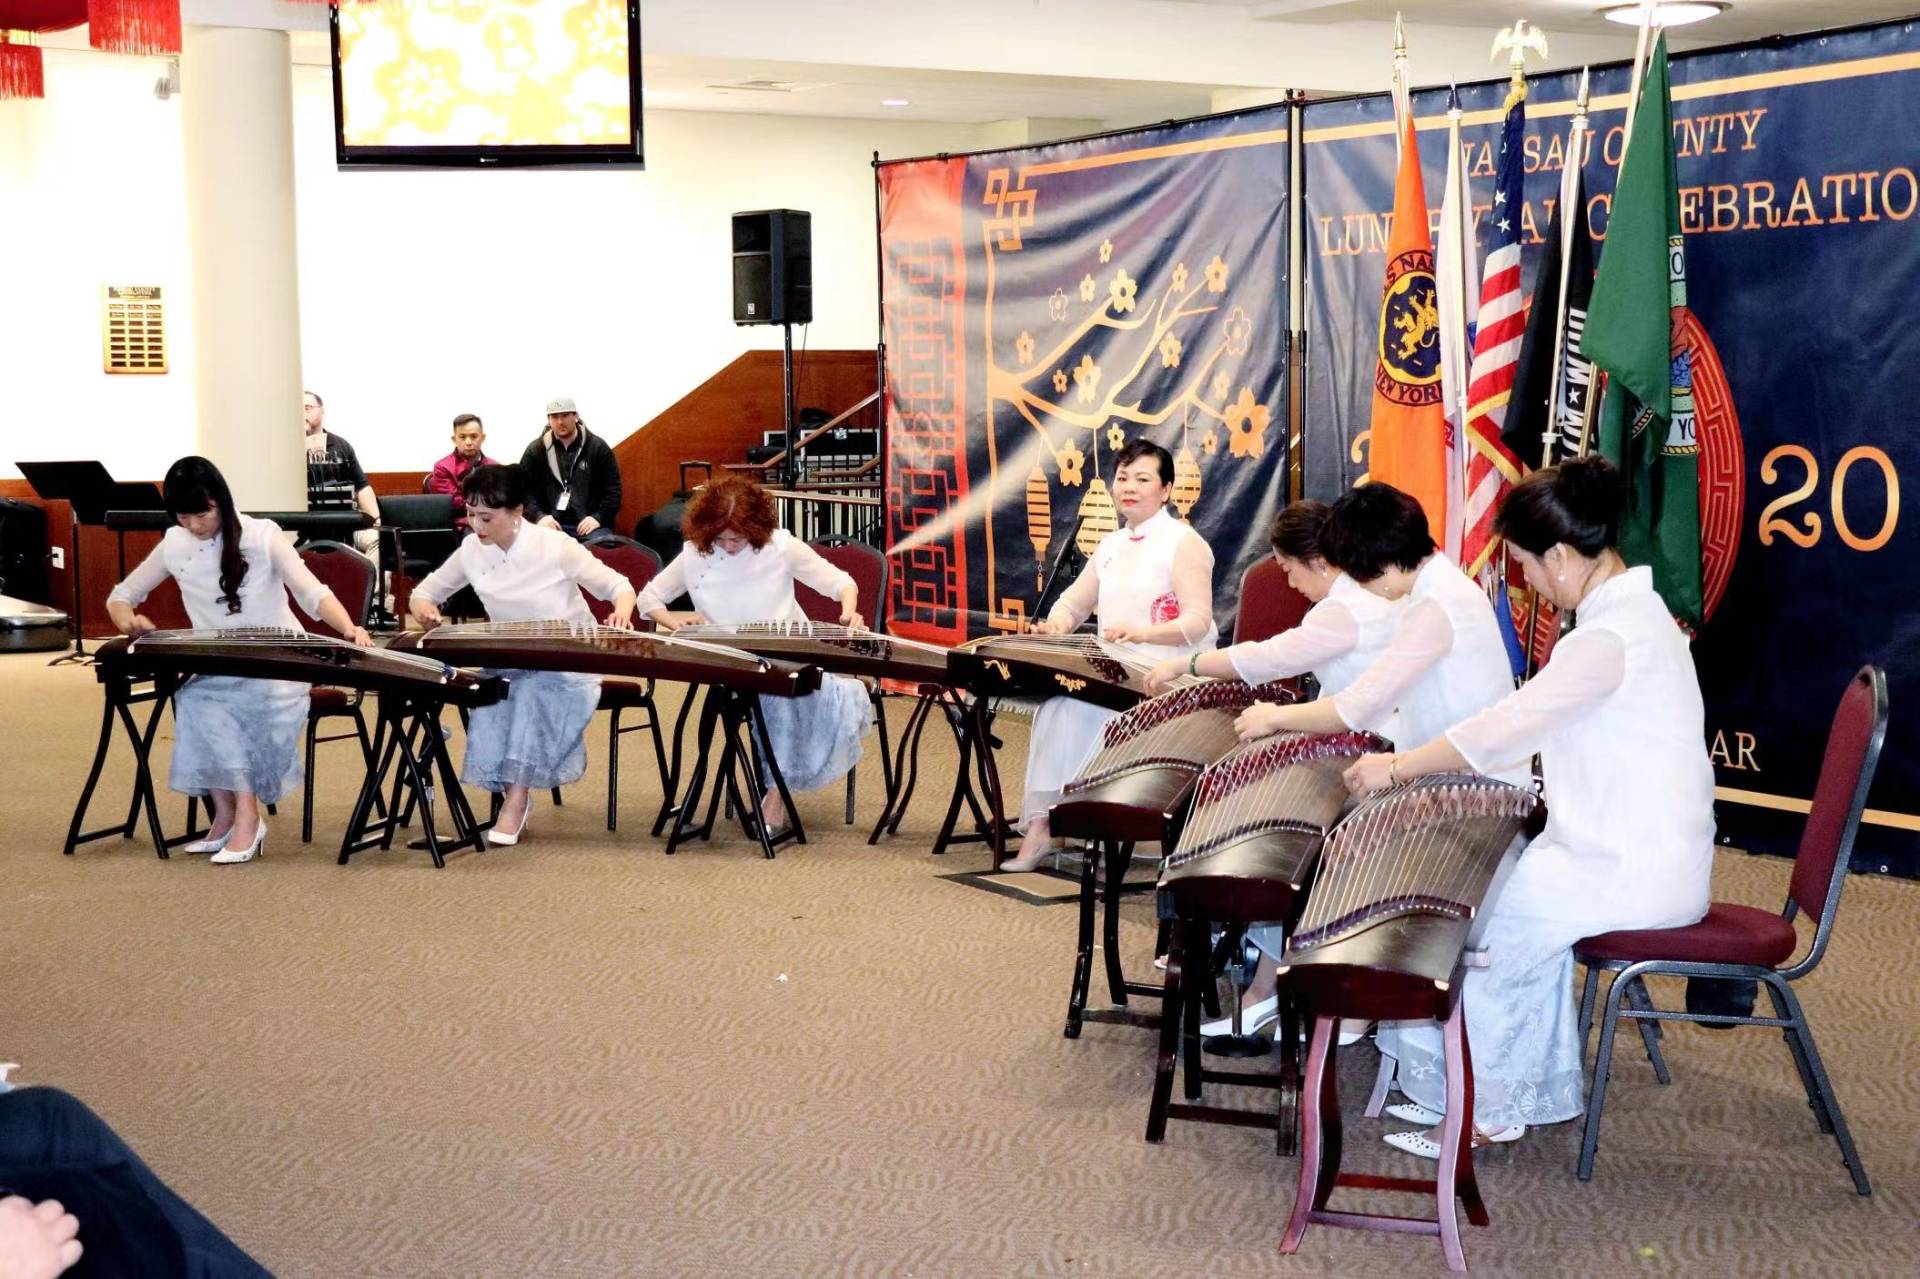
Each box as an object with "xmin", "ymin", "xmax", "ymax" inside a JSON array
[{"xmin": 1758, "ymin": 445, "xmax": 1900, "ymax": 552}]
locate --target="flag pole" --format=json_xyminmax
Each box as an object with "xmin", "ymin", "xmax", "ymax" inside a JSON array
[
  {"xmin": 1540, "ymin": 67, "xmax": 1591, "ymax": 469},
  {"xmin": 1391, "ymin": 11, "xmax": 1411, "ymax": 147},
  {"xmin": 1621, "ymin": 7, "xmax": 1657, "ymax": 153}
]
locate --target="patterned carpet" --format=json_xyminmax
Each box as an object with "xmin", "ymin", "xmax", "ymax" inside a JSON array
[{"xmin": 3, "ymin": 652, "xmax": 1915, "ymax": 1277}]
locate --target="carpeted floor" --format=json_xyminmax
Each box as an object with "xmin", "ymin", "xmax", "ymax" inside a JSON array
[{"xmin": 3, "ymin": 651, "xmax": 1915, "ymax": 1277}]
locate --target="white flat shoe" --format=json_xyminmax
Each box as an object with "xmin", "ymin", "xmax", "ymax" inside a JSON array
[
  {"xmin": 1383, "ymin": 1124, "xmax": 1525, "ymax": 1159},
  {"xmin": 210, "ymin": 823, "xmax": 265, "ymax": 865},
  {"xmin": 181, "ymin": 828, "xmax": 232, "ymax": 855},
  {"xmin": 1200, "ymin": 995, "xmax": 1279, "ymax": 1038},
  {"xmin": 1384, "ymin": 1101, "xmax": 1446, "ymax": 1126}
]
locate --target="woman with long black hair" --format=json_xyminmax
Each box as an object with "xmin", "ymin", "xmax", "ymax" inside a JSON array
[{"xmin": 106, "ymin": 457, "xmax": 373, "ymax": 864}]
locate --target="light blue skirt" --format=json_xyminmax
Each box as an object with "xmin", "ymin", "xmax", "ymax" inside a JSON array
[
  {"xmin": 169, "ymin": 675, "xmax": 308, "ymax": 803},
  {"xmin": 462, "ymin": 669, "xmax": 600, "ymax": 791},
  {"xmin": 755, "ymin": 673, "xmax": 870, "ymax": 793}
]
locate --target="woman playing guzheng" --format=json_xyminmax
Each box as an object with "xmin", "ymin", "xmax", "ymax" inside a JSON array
[
  {"xmin": 105, "ymin": 456, "xmax": 375, "ymax": 865},
  {"xmin": 408, "ymin": 464, "xmax": 637, "ymax": 846},
  {"xmin": 1345, "ymin": 458, "xmax": 1714, "ymax": 1156},
  {"xmin": 1230, "ymin": 481, "xmax": 1521, "ymax": 785},
  {"xmin": 1142, "ymin": 497, "xmax": 1404, "ymax": 1033},
  {"xmin": 1000, "ymin": 439, "xmax": 1217, "ymax": 873},
  {"xmin": 635, "ymin": 476, "xmax": 871, "ymax": 834}
]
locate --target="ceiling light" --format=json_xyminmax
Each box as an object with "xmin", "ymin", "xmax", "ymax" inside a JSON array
[
  {"xmin": 882, "ymin": 98, "xmax": 910, "ymax": 108},
  {"xmin": 1600, "ymin": 2, "xmax": 1729, "ymax": 27}
]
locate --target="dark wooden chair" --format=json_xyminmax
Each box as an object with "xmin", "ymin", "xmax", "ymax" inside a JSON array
[
  {"xmin": 795, "ymin": 537, "xmax": 892, "ymax": 823},
  {"xmin": 291, "ymin": 540, "xmax": 381, "ymax": 843},
  {"xmin": 582, "ymin": 535, "xmax": 667, "ymax": 832},
  {"xmin": 1572, "ymin": 665, "xmax": 1888, "ymax": 1195}
]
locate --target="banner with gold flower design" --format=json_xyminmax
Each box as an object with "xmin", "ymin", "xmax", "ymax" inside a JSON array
[{"xmin": 880, "ymin": 106, "xmax": 1290, "ymax": 645}]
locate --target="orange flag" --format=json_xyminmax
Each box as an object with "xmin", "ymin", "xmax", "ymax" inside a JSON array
[{"xmin": 1367, "ymin": 115, "xmax": 1448, "ymax": 543}]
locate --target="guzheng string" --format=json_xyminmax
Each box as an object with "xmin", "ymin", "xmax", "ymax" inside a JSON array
[
  {"xmin": 129, "ymin": 627, "xmax": 454, "ymax": 677},
  {"xmin": 1064, "ymin": 681, "xmax": 1294, "ymax": 793},
  {"xmin": 677, "ymin": 619, "xmax": 951, "ymax": 658},
  {"xmin": 1166, "ymin": 730, "xmax": 1388, "ymax": 869},
  {"xmin": 422, "ymin": 619, "xmax": 773, "ymax": 670}
]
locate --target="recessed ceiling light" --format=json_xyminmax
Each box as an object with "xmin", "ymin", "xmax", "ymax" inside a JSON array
[
  {"xmin": 882, "ymin": 98, "xmax": 910, "ymax": 108},
  {"xmin": 1600, "ymin": 2, "xmax": 1729, "ymax": 27}
]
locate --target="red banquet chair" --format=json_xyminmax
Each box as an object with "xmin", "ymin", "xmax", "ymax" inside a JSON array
[
  {"xmin": 1232, "ymin": 554, "xmax": 1314, "ymax": 692},
  {"xmin": 795, "ymin": 537, "xmax": 892, "ymax": 824},
  {"xmin": 581, "ymin": 534, "xmax": 668, "ymax": 832},
  {"xmin": 1571, "ymin": 665, "xmax": 1888, "ymax": 1195},
  {"xmin": 290, "ymin": 540, "xmax": 381, "ymax": 843}
]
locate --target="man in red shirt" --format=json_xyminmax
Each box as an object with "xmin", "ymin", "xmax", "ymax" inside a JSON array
[{"xmin": 426, "ymin": 414, "xmax": 497, "ymax": 530}]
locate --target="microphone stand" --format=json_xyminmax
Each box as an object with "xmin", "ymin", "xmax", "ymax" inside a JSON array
[{"xmin": 1033, "ymin": 513, "xmax": 1087, "ymax": 626}]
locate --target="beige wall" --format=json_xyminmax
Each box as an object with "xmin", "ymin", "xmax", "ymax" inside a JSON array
[{"xmin": 0, "ymin": 48, "xmax": 989, "ymax": 482}]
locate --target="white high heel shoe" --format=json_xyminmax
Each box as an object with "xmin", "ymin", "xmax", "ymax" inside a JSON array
[
  {"xmin": 1199, "ymin": 995, "xmax": 1280, "ymax": 1038},
  {"xmin": 181, "ymin": 827, "xmax": 233, "ymax": 855},
  {"xmin": 210, "ymin": 822, "xmax": 266, "ymax": 865},
  {"xmin": 489, "ymin": 803, "xmax": 530, "ymax": 847}
]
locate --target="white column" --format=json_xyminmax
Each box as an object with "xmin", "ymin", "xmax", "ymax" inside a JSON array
[{"xmin": 180, "ymin": 23, "xmax": 304, "ymax": 508}]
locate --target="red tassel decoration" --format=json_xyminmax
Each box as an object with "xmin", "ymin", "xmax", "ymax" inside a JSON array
[
  {"xmin": 0, "ymin": 31, "xmax": 44, "ymax": 98},
  {"xmin": 87, "ymin": 0, "xmax": 179, "ymax": 55}
]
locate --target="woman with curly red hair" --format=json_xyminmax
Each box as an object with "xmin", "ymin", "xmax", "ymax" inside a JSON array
[{"xmin": 636, "ymin": 477, "xmax": 870, "ymax": 832}]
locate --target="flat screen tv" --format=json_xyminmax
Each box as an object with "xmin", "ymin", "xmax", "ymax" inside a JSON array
[{"xmin": 330, "ymin": 0, "xmax": 643, "ymax": 168}]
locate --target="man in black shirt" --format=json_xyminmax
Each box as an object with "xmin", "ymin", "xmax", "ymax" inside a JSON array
[
  {"xmin": 517, "ymin": 396, "xmax": 623, "ymax": 540},
  {"xmin": 302, "ymin": 391, "xmax": 379, "ymax": 524}
]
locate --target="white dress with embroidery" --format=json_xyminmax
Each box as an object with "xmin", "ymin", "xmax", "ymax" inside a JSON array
[
  {"xmin": 1376, "ymin": 567, "xmax": 1716, "ymax": 1127},
  {"xmin": 1021, "ymin": 507, "xmax": 1217, "ymax": 825}
]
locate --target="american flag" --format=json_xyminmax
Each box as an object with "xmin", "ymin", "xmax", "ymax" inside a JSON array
[{"xmin": 1459, "ymin": 88, "xmax": 1532, "ymax": 577}]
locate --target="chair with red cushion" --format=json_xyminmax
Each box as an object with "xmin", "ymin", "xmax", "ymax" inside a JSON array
[
  {"xmin": 1232, "ymin": 554, "xmax": 1314, "ymax": 694},
  {"xmin": 795, "ymin": 537, "xmax": 891, "ymax": 824},
  {"xmin": 290, "ymin": 541, "xmax": 380, "ymax": 843},
  {"xmin": 1572, "ymin": 665, "xmax": 1888, "ymax": 1194},
  {"xmin": 581, "ymin": 535, "xmax": 667, "ymax": 832}
]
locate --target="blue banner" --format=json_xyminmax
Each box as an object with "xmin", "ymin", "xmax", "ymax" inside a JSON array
[
  {"xmin": 881, "ymin": 108, "xmax": 1292, "ymax": 647},
  {"xmin": 1300, "ymin": 22, "xmax": 1920, "ymax": 874}
]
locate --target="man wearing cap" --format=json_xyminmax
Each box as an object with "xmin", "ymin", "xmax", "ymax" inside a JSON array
[{"xmin": 516, "ymin": 396, "xmax": 623, "ymax": 540}]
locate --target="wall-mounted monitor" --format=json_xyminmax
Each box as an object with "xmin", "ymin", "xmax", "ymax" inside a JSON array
[{"xmin": 330, "ymin": 0, "xmax": 643, "ymax": 168}]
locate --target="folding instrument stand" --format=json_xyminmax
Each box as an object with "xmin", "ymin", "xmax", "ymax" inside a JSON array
[
  {"xmin": 1279, "ymin": 1002, "xmax": 1488, "ymax": 1273},
  {"xmin": 1146, "ymin": 917, "xmax": 1301, "ymax": 1155},
  {"xmin": 926, "ymin": 693, "xmax": 1016, "ymax": 862},
  {"xmin": 65, "ymin": 665, "xmax": 209, "ymax": 857},
  {"xmin": 657, "ymin": 685, "xmax": 805, "ymax": 860},
  {"xmin": 339, "ymin": 692, "xmax": 486, "ymax": 868}
]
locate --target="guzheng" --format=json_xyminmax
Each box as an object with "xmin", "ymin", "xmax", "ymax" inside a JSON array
[
  {"xmin": 1158, "ymin": 729, "xmax": 1392, "ymax": 921},
  {"xmin": 96, "ymin": 629, "xmax": 503, "ymax": 705},
  {"xmin": 1279, "ymin": 774, "xmax": 1545, "ymax": 1020},
  {"xmin": 390, "ymin": 620, "xmax": 821, "ymax": 697},
  {"xmin": 671, "ymin": 620, "xmax": 955, "ymax": 685},
  {"xmin": 1051, "ymin": 681, "xmax": 1300, "ymax": 843},
  {"xmin": 948, "ymin": 633, "xmax": 1188, "ymax": 710}
]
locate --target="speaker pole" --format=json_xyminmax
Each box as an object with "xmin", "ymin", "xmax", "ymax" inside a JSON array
[{"xmin": 782, "ymin": 320, "xmax": 799, "ymax": 489}]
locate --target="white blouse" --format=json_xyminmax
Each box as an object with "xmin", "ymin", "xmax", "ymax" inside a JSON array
[
  {"xmin": 108, "ymin": 516, "xmax": 334, "ymax": 631},
  {"xmin": 414, "ymin": 523, "xmax": 633, "ymax": 625},
  {"xmin": 1227, "ymin": 572, "xmax": 1402, "ymax": 695},
  {"xmin": 1047, "ymin": 507, "xmax": 1217, "ymax": 660},
  {"xmin": 635, "ymin": 529, "xmax": 855, "ymax": 624},
  {"xmin": 1332, "ymin": 555, "xmax": 1521, "ymax": 777},
  {"xmin": 1446, "ymin": 567, "xmax": 1714, "ymax": 925}
]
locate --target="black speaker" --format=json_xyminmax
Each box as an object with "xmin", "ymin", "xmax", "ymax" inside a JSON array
[{"xmin": 732, "ymin": 209, "xmax": 811, "ymax": 326}]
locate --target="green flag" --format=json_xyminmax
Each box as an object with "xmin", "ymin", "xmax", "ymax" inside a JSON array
[{"xmin": 1581, "ymin": 36, "xmax": 1703, "ymax": 626}]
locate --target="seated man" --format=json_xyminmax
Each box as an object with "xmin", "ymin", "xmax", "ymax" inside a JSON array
[
  {"xmin": 302, "ymin": 390, "xmax": 380, "ymax": 555},
  {"xmin": 426, "ymin": 413, "xmax": 497, "ymax": 532},
  {"xmin": 516, "ymin": 396, "xmax": 622, "ymax": 541}
]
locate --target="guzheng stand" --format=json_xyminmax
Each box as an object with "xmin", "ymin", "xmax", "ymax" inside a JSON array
[
  {"xmin": 655, "ymin": 684, "xmax": 805, "ymax": 860},
  {"xmin": 926, "ymin": 693, "xmax": 1016, "ymax": 862},
  {"xmin": 65, "ymin": 664, "xmax": 208, "ymax": 857},
  {"xmin": 339, "ymin": 689, "xmax": 486, "ymax": 869},
  {"xmin": 1279, "ymin": 1001, "xmax": 1487, "ymax": 1273},
  {"xmin": 865, "ymin": 685, "xmax": 993, "ymax": 848}
]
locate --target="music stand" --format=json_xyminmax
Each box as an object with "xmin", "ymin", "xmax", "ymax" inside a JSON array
[{"xmin": 15, "ymin": 461, "xmax": 142, "ymax": 665}]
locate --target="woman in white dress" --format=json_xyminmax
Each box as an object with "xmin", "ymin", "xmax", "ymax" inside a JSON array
[
  {"xmin": 1343, "ymin": 458, "xmax": 1714, "ymax": 1155},
  {"xmin": 408, "ymin": 464, "xmax": 637, "ymax": 846},
  {"xmin": 635, "ymin": 476, "xmax": 871, "ymax": 833},
  {"xmin": 1231, "ymin": 482, "xmax": 1521, "ymax": 787},
  {"xmin": 106, "ymin": 456, "xmax": 375, "ymax": 865},
  {"xmin": 1141, "ymin": 498, "xmax": 1404, "ymax": 1032},
  {"xmin": 1001, "ymin": 440, "xmax": 1217, "ymax": 872}
]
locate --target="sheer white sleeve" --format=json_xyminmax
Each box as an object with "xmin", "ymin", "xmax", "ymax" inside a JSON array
[
  {"xmin": 635, "ymin": 546, "xmax": 694, "ymax": 616},
  {"xmin": 1168, "ymin": 532, "xmax": 1216, "ymax": 644},
  {"xmin": 1227, "ymin": 598, "xmax": 1358, "ymax": 684},
  {"xmin": 1047, "ymin": 558, "xmax": 1100, "ymax": 631},
  {"xmin": 411, "ymin": 545, "xmax": 470, "ymax": 608},
  {"xmin": 1331, "ymin": 598, "xmax": 1454, "ymax": 732},
  {"xmin": 106, "ymin": 540, "xmax": 170, "ymax": 609},
  {"xmin": 781, "ymin": 535, "xmax": 857, "ymax": 600},
  {"xmin": 1445, "ymin": 628, "xmax": 1627, "ymax": 775},
  {"xmin": 562, "ymin": 536, "xmax": 633, "ymax": 603},
  {"xmin": 265, "ymin": 529, "xmax": 336, "ymax": 619}
]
